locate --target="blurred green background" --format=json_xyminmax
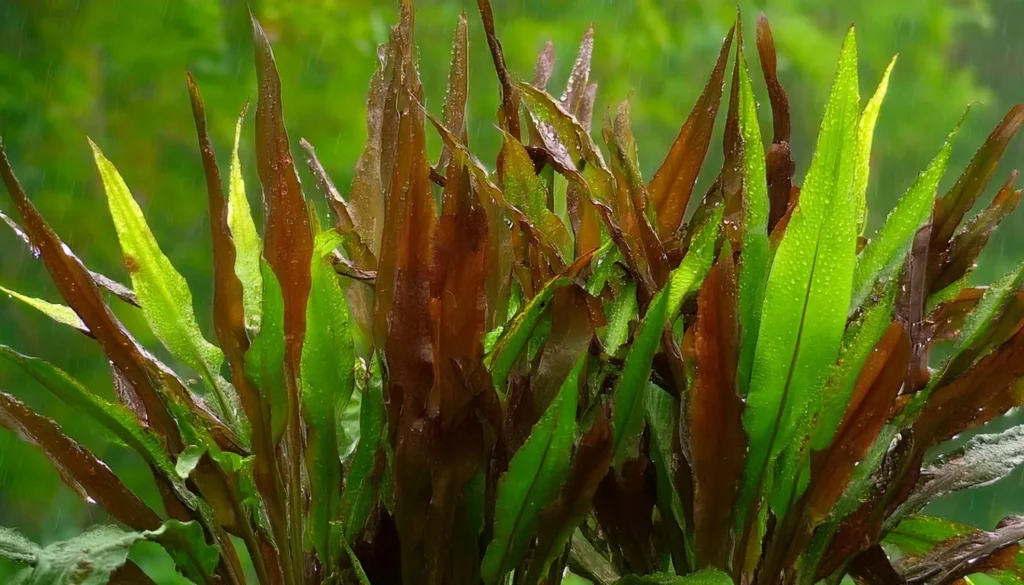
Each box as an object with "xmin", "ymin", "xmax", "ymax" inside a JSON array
[{"xmin": 1, "ymin": 0, "xmax": 1023, "ymax": 582}]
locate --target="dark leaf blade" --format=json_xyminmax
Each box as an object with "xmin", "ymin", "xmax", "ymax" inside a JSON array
[
  {"xmin": 476, "ymin": 0, "xmax": 521, "ymax": 139},
  {"xmin": 930, "ymin": 105, "xmax": 1024, "ymax": 257},
  {"xmin": 932, "ymin": 171, "xmax": 1022, "ymax": 293},
  {"xmin": 649, "ymin": 26, "xmax": 734, "ymax": 240},
  {"xmin": 251, "ymin": 13, "xmax": 314, "ymax": 375},
  {"xmin": 186, "ymin": 74, "xmax": 250, "ymax": 369},
  {"xmin": 0, "ymin": 391, "xmax": 163, "ymax": 532},
  {"xmin": 755, "ymin": 15, "xmax": 797, "ymax": 233},
  {"xmin": 804, "ymin": 323, "xmax": 911, "ymax": 521},
  {"xmin": 690, "ymin": 255, "xmax": 747, "ymax": 569},
  {"xmin": 893, "ymin": 515, "xmax": 1024, "ymax": 585}
]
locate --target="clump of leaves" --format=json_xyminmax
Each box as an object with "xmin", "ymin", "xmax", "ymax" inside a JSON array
[{"xmin": 1, "ymin": 2, "xmax": 1023, "ymax": 585}]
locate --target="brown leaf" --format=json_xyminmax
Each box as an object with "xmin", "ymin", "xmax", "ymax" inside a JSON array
[
  {"xmin": 436, "ymin": 11, "xmax": 470, "ymax": 176},
  {"xmin": 931, "ymin": 170, "xmax": 1022, "ymax": 292},
  {"xmin": 928, "ymin": 105, "xmax": 1024, "ymax": 288},
  {"xmin": 849, "ymin": 544, "xmax": 906, "ymax": 585},
  {"xmin": 0, "ymin": 391, "xmax": 163, "ymax": 532},
  {"xmin": 476, "ymin": 0, "xmax": 521, "ymax": 139},
  {"xmin": 649, "ymin": 26, "xmax": 734, "ymax": 240},
  {"xmin": 690, "ymin": 255, "xmax": 747, "ymax": 569},
  {"xmin": 756, "ymin": 15, "xmax": 796, "ymax": 233},
  {"xmin": 593, "ymin": 451, "xmax": 659, "ymax": 575},
  {"xmin": 805, "ymin": 324, "xmax": 911, "ymax": 521},
  {"xmin": 896, "ymin": 225, "xmax": 933, "ymax": 392}
]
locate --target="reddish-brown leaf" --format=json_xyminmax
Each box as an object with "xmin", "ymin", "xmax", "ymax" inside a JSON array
[
  {"xmin": 896, "ymin": 225, "xmax": 933, "ymax": 392},
  {"xmin": 251, "ymin": 14, "xmax": 313, "ymax": 375},
  {"xmin": 805, "ymin": 324, "xmax": 911, "ymax": 521},
  {"xmin": 756, "ymin": 15, "xmax": 796, "ymax": 232},
  {"xmin": 931, "ymin": 171, "xmax": 1022, "ymax": 292},
  {"xmin": 650, "ymin": 26, "xmax": 734, "ymax": 240},
  {"xmin": 896, "ymin": 516, "xmax": 1024, "ymax": 585},
  {"xmin": 690, "ymin": 255, "xmax": 747, "ymax": 569},
  {"xmin": 476, "ymin": 0, "xmax": 521, "ymax": 139},
  {"xmin": 928, "ymin": 105, "xmax": 1024, "ymax": 284},
  {"xmin": 593, "ymin": 451, "xmax": 659, "ymax": 575},
  {"xmin": 0, "ymin": 391, "xmax": 163, "ymax": 532},
  {"xmin": 914, "ymin": 327, "xmax": 1024, "ymax": 447},
  {"xmin": 436, "ymin": 11, "xmax": 470, "ymax": 176}
]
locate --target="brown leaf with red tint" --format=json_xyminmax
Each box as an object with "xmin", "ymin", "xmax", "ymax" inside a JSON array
[
  {"xmin": 593, "ymin": 451, "xmax": 659, "ymax": 575},
  {"xmin": 525, "ymin": 407, "xmax": 614, "ymax": 584},
  {"xmin": 756, "ymin": 15, "xmax": 796, "ymax": 233},
  {"xmin": 650, "ymin": 26, "xmax": 734, "ymax": 240},
  {"xmin": 690, "ymin": 255, "xmax": 747, "ymax": 569},
  {"xmin": 477, "ymin": 0, "xmax": 521, "ymax": 139},
  {"xmin": 251, "ymin": 14, "xmax": 313, "ymax": 375},
  {"xmin": 928, "ymin": 105, "xmax": 1024, "ymax": 286},
  {"xmin": 931, "ymin": 171, "xmax": 1022, "ymax": 292},
  {"xmin": 436, "ymin": 11, "xmax": 470, "ymax": 176},
  {"xmin": 0, "ymin": 391, "xmax": 163, "ymax": 532},
  {"xmin": 849, "ymin": 544, "xmax": 906, "ymax": 585},
  {"xmin": 423, "ymin": 149, "xmax": 500, "ymax": 584},
  {"xmin": 914, "ymin": 327, "xmax": 1024, "ymax": 448},
  {"xmin": 805, "ymin": 324, "xmax": 911, "ymax": 521}
]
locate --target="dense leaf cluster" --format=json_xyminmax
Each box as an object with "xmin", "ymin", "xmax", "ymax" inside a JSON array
[{"xmin": 1, "ymin": 1, "xmax": 1023, "ymax": 584}]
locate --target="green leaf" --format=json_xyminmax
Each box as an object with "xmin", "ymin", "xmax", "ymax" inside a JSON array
[
  {"xmin": 735, "ymin": 43, "xmax": 771, "ymax": 396},
  {"xmin": 89, "ymin": 140, "xmax": 239, "ymax": 430},
  {"xmin": 300, "ymin": 230, "xmax": 355, "ymax": 568},
  {"xmin": 852, "ymin": 56, "xmax": 896, "ymax": 233},
  {"xmin": 0, "ymin": 521, "xmax": 218, "ymax": 585},
  {"xmin": 612, "ymin": 204, "xmax": 721, "ymax": 465},
  {"xmin": 614, "ymin": 569, "xmax": 734, "ymax": 585},
  {"xmin": 174, "ymin": 445, "xmax": 207, "ymax": 479},
  {"xmin": 0, "ymin": 285, "xmax": 88, "ymax": 334},
  {"xmin": 851, "ymin": 112, "xmax": 963, "ymax": 310},
  {"xmin": 340, "ymin": 356, "xmax": 385, "ymax": 544},
  {"xmin": 227, "ymin": 104, "xmax": 264, "ymax": 332},
  {"xmin": 601, "ymin": 276, "xmax": 637, "ymax": 357},
  {"xmin": 500, "ymin": 131, "xmax": 573, "ymax": 261},
  {"xmin": 481, "ymin": 358, "xmax": 582, "ymax": 585},
  {"xmin": 245, "ymin": 259, "xmax": 289, "ymax": 442},
  {"xmin": 740, "ymin": 28, "xmax": 861, "ymax": 522}
]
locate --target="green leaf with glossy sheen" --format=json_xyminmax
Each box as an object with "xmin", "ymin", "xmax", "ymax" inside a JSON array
[
  {"xmin": 740, "ymin": 28, "xmax": 860, "ymax": 522},
  {"xmin": 614, "ymin": 569, "xmax": 734, "ymax": 585},
  {"xmin": 735, "ymin": 45, "xmax": 771, "ymax": 395},
  {"xmin": 481, "ymin": 358, "xmax": 582, "ymax": 585},
  {"xmin": 227, "ymin": 105, "xmax": 263, "ymax": 332},
  {"xmin": 0, "ymin": 521, "xmax": 217, "ymax": 585},
  {"xmin": 602, "ymin": 277, "xmax": 637, "ymax": 357},
  {"xmin": 852, "ymin": 56, "xmax": 896, "ymax": 233},
  {"xmin": 0, "ymin": 285, "xmax": 88, "ymax": 334},
  {"xmin": 245, "ymin": 259, "xmax": 289, "ymax": 442},
  {"xmin": 340, "ymin": 356, "xmax": 385, "ymax": 544},
  {"xmin": 501, "ymin": 131, "xmax": 573, "ymax": 261},
  {"xmin": 851, "ymin": 112, "xmax": 963, "ymax": 310},
  {"xmin": 612, "ymin": 204, "xmax": 721, "ymax": 465},
  {"xmin": 89, "ymin": 140, "xmax": 238, "ymax": 426},
  {"xmin": 300, "ymin": 230, "xmax": 354, "ymax": 568}
]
